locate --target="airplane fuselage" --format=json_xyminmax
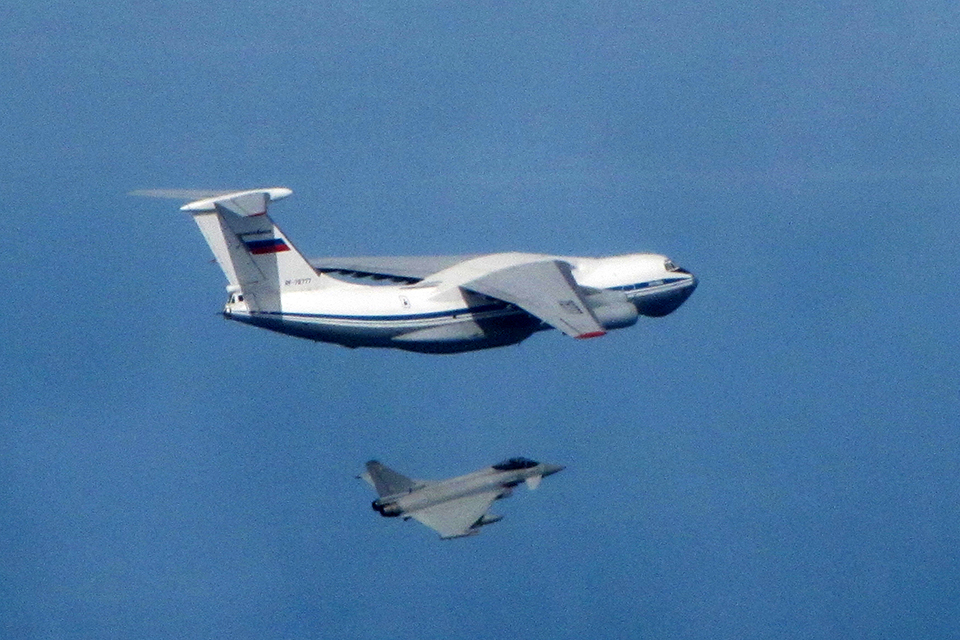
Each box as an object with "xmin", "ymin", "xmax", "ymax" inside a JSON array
[
  {"xmin": 362, "ymin": 457, "xmax": 563, "ymax": 538},
  {"xmin": 224, "ymin": 252, "xmax": 697, "ymax": 353},
  {"xmin": 167, "ymin": 188, "xmax": 697, "ymax": 354},
  {"xmin": 372, "ymin": 461, "xmax": 564, "ymax": 518}
]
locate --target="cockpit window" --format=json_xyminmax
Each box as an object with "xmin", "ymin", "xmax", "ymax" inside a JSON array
[
  {"xmin": 492, "ymin": 457, "xmax": 539, "ymax": 471},
  {"xmin": 664, "ymin": 259, "xmax": 678, "ymax": 272}
]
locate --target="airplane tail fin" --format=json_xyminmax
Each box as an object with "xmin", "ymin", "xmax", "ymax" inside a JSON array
[
  {"xmin": 363, "ymin": 460, "xmax": 419, "ymax": 498},
  {"xmin": 180, "ymin": 188, "xmax": 332, "ymax": 311}
]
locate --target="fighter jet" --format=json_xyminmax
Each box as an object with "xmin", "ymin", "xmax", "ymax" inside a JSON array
[
  {"xmin": 151, "ymin": 187, "xmax": 697, "ymax": 353},
  {"xmin": 360, "ymin": 457, "xmax": 564, "ymax": 539}
]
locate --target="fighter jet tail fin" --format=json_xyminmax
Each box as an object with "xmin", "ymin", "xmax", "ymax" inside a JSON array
[{"xmin": 364, "ymin": 460, "xmax": 419, "ymax": 498}]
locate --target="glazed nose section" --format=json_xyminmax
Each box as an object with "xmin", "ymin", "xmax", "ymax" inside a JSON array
[
  {"xmin": 635, "ymin": 270, "xmax": 698, "ymax": 317},
  {"xmin": 679, "ymin": 269, "xmax": 698, "ymax": 294}
]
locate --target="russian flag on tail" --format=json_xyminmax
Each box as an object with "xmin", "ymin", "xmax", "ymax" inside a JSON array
[{"xmin": 244, "ymin": 238, "xmax": 290, "ymax": 254}]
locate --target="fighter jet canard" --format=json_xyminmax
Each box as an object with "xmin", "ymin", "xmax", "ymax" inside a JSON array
[
  {"xmin": 146, "ymin": 187, "xmax": 697, "ymax": 354},
  {"xmin": 359, "ymin": 458, "xmax": 564, "ymax": 539}
]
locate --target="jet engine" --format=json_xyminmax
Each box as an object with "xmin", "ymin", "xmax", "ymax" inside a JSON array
[
  {"xmin": 584, "ymin": 291, "xmax": 639, "ymax": 330},
  {"xmin": 372, "ymin": 500, "xmax": 403, "ymax": 518}
]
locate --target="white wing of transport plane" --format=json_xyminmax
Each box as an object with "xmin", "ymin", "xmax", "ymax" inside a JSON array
[
  {"xmin": 135, "ymin": 186, "xmax": 698, "ymax": 354},
  {"xmin": 462, "ymin": 259, "xmax": 607, "ymax": 339}
]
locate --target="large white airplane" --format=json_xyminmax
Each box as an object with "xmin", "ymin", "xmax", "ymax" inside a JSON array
[
  {"xmin": 360, "ymin": 457, "xmax": 564, "ymax": 539},
  {"xmin": 167, "ymin": 187, "xmax": 697, "ymax": 354}
]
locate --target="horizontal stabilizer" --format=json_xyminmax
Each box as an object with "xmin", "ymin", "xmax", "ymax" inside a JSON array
[
  {"xmin": 180, "ymin": 188, "xmax": 293, "ymax": 214},
  {"xmin": 129, "ymin": 188, "xmax": 236, "ymax": 201}
]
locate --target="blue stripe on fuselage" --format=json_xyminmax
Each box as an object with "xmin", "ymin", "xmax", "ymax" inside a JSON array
[
  {"xmin": 609, "ymin": 277, "xmax": 687, "ymax": 293},
  {"xmin": 241, "ymin": 279, "xmax": 687, "ymax": 325},
  {"xmin": 253, "ymin": 302, "xmax": 514, "ymax": 323}
]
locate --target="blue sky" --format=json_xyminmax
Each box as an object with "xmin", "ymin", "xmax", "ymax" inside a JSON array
[{"xmin": 3, "ymin": 1, "xmax": 960, "ymax": 638}]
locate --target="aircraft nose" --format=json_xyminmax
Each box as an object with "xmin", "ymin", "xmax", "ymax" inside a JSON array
[
  {"xmin": 634, "ymin": 270, "xmax": 698, "ymax": 317},
  {"xmin": 541, "ymin": 464, "xmax": 565, "ymax": 477},
  {"xmin": 674, "ymin": 268, "xmax": 698, "ymax": 290}
]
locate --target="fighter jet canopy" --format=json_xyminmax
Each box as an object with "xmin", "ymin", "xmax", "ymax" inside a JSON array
[{"xmin": 492, "ymin": 457, "xmax": 539, "ymax": 471}]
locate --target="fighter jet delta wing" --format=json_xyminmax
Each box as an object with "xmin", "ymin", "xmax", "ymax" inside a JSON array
[
  {"xmin": 462, "ymin": 259, "xmax": 607, "ymax": 339},
  {"xmin": 409, "ymin": 491, "xmax": 503, "ymax": 539}
]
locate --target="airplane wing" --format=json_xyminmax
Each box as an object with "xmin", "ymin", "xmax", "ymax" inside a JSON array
[
  {"xmin": 462, "ymin": 260, "xmax": 606, "ymax": 339},
  {"xmin": 409, "ymin": 491, "xmax": 502, "ymax": 539},
  {"xmin": 309, "ymin": 256, "xmax": 477, "ymax": 283}
]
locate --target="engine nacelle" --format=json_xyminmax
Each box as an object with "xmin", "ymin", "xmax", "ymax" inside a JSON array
[
  {"xmin": 372, "ymin": 500, "xmax": 403, "ymax": 518},
  {"xmin": 585, "ymin": 291, "xmax": 639, "ymax": 330}
]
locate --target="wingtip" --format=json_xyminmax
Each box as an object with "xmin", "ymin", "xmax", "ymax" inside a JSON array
[{"xmin": 576, "ymin": 331, "xmax": 606, "ymax": 339}]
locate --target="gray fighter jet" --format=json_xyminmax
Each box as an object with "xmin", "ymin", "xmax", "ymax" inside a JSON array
[{"xmin": 360, "ymin": 457, "xmax": 564, "ymax": 539}]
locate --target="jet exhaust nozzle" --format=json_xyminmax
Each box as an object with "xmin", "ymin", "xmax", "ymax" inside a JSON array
[{"xmin": 372, "ymin": 500, "xmax": 403, "ymax": 518}]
